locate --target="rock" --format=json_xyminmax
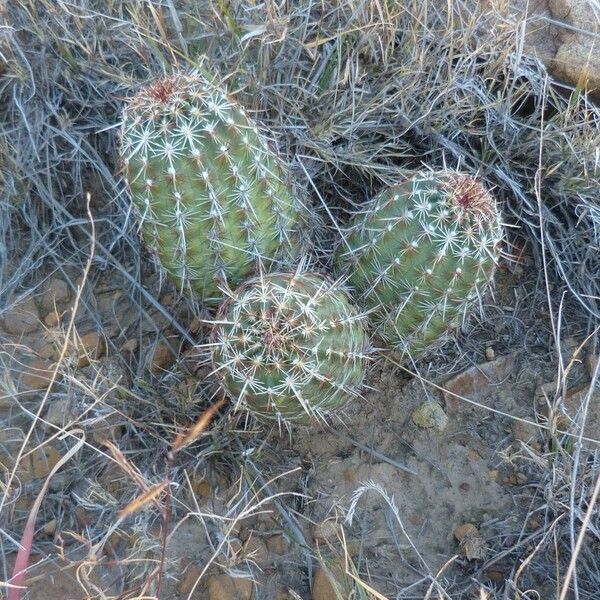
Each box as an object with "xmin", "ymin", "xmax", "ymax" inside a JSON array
[
  {"xmin": 45, "ymin": 399, "xmax": 73, "ymax": 429},
  {"xmin": 232, "ymin": 578, "xmax": 253, "ymax": 600},
  {"xmin": 40, "ymin": 277, "xmax": 71, "ymax": 312},
  {"xmin": 20, "ymin": 358, "xmax": 60, "ymax": 391},
  {"xmin": 549, "ymin": 0, "xmax": 598, "ymax": 29},
  {"xmin": 44, "ymin": 311, "xmax": 60, "ymax": 327},
  {"xmin": 1, "ymin": 295, "xmax": 40, "ymax": 335},
  {"xmin": 453, "ymin": 522, "xmax": 477, "ymax": 542},
  {"xmin": 503, "ymin": 471, "xmax": 528, "ymax": 486},
  {"xmin": 150, "ymin": 333, "xmax": 179, "ymax": 373},
  {"xmin": 11, "ymin": 444, "xmax": 63, "ymax": 482},
  {"xmin": 178, "ymin": 562, "xmax": 203, "ymax": 597},
  {"xmin": 73, "ymin": 331, "xmax": 106, "ymax": 367},
  {"xmin": 535, "ymin": 380, "xmax": 558, "ymax": 403},
  {"xmin": 190, "ymin": 478, "xmax": 212, "ymax": 498},
  {"xmin": 563, "ymin": 384, "xmax": 600, "ymax": 440},
  {"xmin": 266, "ymin": 534, "xmax": 289, "ymax": 555},
  {"xmin": 466, "ymin": 449, "xmax": 482, "ymax": 460},
  {"xmin": 312, "ymin": 519, "xmax": 339, "ymax": 542},
  {"xmin": 453, "ymin": 523, "xmax": 486, "ymax": 560},
  {"xmin": 553, "ymin": 42, "xmax": 600, "ymax": 94},
  {"xmin": 42, "ymin": 518, "xmax": 57, "ymax": 536},
  {"xmin": 512, "ymin": 420, "xmax": 540, "ymax": 444},
  {"xmin": 312, "ymin": 567, "xmax": 340, "ymax": 600},
  {"xmin": 44, "ymin": 330, "xmax": 106, "ymax": 367},
  {"xmin": 485, "ymin": 347, "xmax": 495, "ymax": 361},
  {"xmin": 548, "ymin": 0, "xmax": 600, "ymax": 98},
  {"xmin": 243, "ymin": 537, "xmax": 269, "ymax": 568},
  {"xmin": 586, "ymin": 353, "xmax": 599, "ymax": 379},
  {"xmin": 36, "ymin": 339, "xmax": 57, "ymax": 360},
  {"xmin": 411, "ymin": 401, "xmax": 448, "ymax": 431},
  {"xmin": 443, "ymin": 354, "xmax": 514, "ymax": 414},
  {"xmin": 120, "ymin": 338, "xmax": 139, "ymax": 353},
  {"xmin": 485, "ymin": 568, "xmax": 508, "ymax": 584},
  {"xmin": 207, "ymin": 575, "xmax": 235, "ymax": 600},
  {"xmin": 207, "ymin": 574, "xmax": 253, "ymax": 600},
  {"xmin": 30, "ymin": 445, "xmax": 62, "ymax": 479},
  {"xmin": 159, "ymin": 292, "xmax": 175, "ymax": 307}
]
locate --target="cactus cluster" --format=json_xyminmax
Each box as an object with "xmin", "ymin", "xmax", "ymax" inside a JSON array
[
  {"xmin": 209, "ymin": 271, "xmax": 369, "ymax": 424},
  {"xmin": 335, "ymin": 171, "xmax": 503, "ymax": 358},
  {"xmin": 120, "ymin": 71, "xmax": 504, "ymax": 424},
  {"xmin": 120, "ymin": 71, "xmax": 306, "ymax": 306}
]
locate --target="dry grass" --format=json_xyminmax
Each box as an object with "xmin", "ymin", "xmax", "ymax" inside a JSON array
[{"xmin": 1, "ymin": 0, "xmax": 600, "ymax": 598}]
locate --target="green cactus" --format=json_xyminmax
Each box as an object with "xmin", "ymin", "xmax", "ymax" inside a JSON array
[
  {"xmin": 335, "ymin": 171, "xmax": 504, "ymax": 358},
  {"xmin": 120, "ymin": 71, "xmax": 307, "ymax": 305},
  {"xmin": 209, "ymin": 270, "xmax": 369, "ymax": 424}
]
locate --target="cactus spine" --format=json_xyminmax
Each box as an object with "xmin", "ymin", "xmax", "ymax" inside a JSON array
[
  {"xmin": 336, "ymin": 171, "xmax": 503, "ymax": 358},
  {"xmin": 209, "ymin": 271, "xmax": 369, "ymax": 424},
  {"xmin": 120, "ymin": 71, "xmax": 306, "ymax": 305}
]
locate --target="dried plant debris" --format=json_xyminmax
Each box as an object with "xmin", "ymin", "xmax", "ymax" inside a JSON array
[{"xmin": 1, "ymin": 1, "xmax": 599, "ymax": 323}]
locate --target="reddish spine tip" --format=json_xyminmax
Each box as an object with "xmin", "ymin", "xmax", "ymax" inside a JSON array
[
  {"xmin": 458, "ymin": 193, "xmax": 472, "ymax": 209},
  {"xmin": 147, "ymin": 78, "xmax": 177, "ymax": 104}
]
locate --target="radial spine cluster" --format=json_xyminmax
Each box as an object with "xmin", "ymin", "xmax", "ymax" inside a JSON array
[
  {"xmin": 336, "ymin": 171, "xmax": 504, "ymax": 358},
  {"xmin": 210, "ymin": 272, "xmax": 369, "ymax": 424},
  {"xmin": 120, "ymin": 71, "xmax": 305, "ymax": 305}
]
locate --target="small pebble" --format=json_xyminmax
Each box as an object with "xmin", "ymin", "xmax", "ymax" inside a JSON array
[
  {"xmin": 42, "ymin": 518, "xmax": 57, "ymax": 536},
  {"xmin": 20, "ymin": 358, "xmax": 60, "ymax": 391},
  {"xmin": 2, "ymin": 295, "xmax": 40, "ymax": 335},
  {"xmin": 411, "ymin": 401, "xmax": 448, "ymax": 431},
  {"xmin": 266, "ymin": 534, "xmax": 289, "ymax": 555},
  {"xmin": 177, "ymin": 563, "xmax": 202, "ymax": 596},
  {"xmin": 243, "ymin": 537, "xmax": 269, "ymax": 568},
  {"xmin": 40, "ymin": 278, "xmax": 71, "ymax": 311}
]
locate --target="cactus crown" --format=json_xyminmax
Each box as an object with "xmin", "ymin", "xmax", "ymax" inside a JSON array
[
  {"xmin": 120, "ymin": 71, "xmax": 306, "ymax": 305},
  {"xmin": 209, "ymin": 270, "xmax": 369, "ymax": 425},
  {"xmin": 337, "ymin": 170, "xmax": 504, "ymax": 357}
]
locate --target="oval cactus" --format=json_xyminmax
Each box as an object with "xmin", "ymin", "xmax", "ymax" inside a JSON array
[
  {"xmin": 335, "ymin": 171, "xmax": 504, "ymax": 358},
  {"xmin": 120, "ymin": 71, "xmax": 307, "ymax": 305},
  {"xmin": 209, "ymin": 271, "xmax": 369, "ymax": 424}
]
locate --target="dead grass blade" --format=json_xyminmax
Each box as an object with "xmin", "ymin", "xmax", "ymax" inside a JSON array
[
  {"xmin": 118, "ymin": 481, "xmax": 168, "ymax": 520},
  {"xmin": 103, "ymin": 440, "xmax": 148, "ymax": 490},
  {"xmin": 171, "ymin": 396, "xmax": 226, "ymax": 454}
]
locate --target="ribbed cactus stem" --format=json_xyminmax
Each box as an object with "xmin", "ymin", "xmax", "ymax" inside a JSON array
[
  {"xmin": 120, "ymin": 71, "xmax": 306, "ymax": 305},
  {"xmin": 336, "ymin": 170, "xmax": 504, "ymax": 358},
  {"xmin": 209, "ymin": 271, "xmax": 369, "ymax": 424}
]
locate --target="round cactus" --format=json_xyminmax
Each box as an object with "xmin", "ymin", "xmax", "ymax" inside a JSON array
[
  {"xmin": 209, "ymin": 271, "xmax": 369, "ymax": 424},
  {"xmin": 120, "ymin": 71, "xmax": 307, "ymax": 305},
  {"xmin": 335, "ymin": 171, "xmax": 504, "ymax": 358}
]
